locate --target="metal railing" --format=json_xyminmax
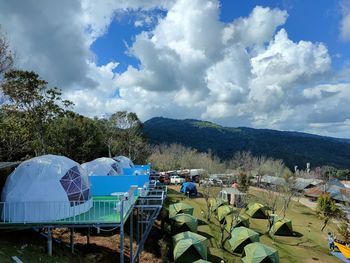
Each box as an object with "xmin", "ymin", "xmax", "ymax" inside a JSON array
[{"xmin": 0, "ymin": 188, "xmax": 137, "ymax": 225}]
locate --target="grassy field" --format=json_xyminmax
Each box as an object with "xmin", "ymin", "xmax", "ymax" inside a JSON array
[{"xmin": 165, "ymin": 185, "xmax": 342, "ymax": 263}]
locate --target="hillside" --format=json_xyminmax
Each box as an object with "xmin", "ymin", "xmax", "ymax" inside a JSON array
[{"xmin": 144, "ymin": 117, "xmax": 350, "ymax": 169}]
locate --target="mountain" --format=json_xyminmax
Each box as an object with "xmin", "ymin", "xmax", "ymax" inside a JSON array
[{"xmin": 143, "ymin": 117, "xmax": 350, "ymax": 169}]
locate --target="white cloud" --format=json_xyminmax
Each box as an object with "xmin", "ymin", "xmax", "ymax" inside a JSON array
[
  {"xmin": 1, "ymin": 0, "xmax": 350, "ymax": 137},
  {"xmin": 340, "ymin": 0, "xmax": 350, "ymax": 41}
]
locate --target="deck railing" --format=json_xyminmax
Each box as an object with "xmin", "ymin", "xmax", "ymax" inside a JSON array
[{"xmin": 0, "ymin": 187, "xmax": 137, "ymax": 225}]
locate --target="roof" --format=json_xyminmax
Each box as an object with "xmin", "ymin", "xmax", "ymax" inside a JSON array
[
  {"xmin": 0, "ymin": 161, "xmax": 20, "ymax": 170},
  {"xmin": 294, "ymin": 178, "xmax": 323, "ymax": 191},
  {"xmin": 221, "ymin": 188, "xmax": 243, "ymax": 195},
  {"xmin": 261, "ymin": 175, "xmax": 285, "ymax": 186},
  {"xmin": 304, "ymin": 184, "xmax": 350, "ymax": 202}
]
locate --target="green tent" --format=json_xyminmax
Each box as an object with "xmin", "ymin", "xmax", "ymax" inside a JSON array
[
  {"xmin": 242, "ymin": 242, "xmax": 279, "ymax": 263},
  {"xmin": 173, "ymin": 231, "xmax": 209, "ymax": 263},
  {"xmin": 217, "ymin": 205, "xmax": 237, "ymax": 223},
  {"xmin": 245, "ymin": 203, "xmax": 268, "ymax": 219},
  {"xmin": 225, "ymin": 214, "xmax": 250, "ymax": 232},
  {"xmin": 193, "ymin": 260, "xmax": 212, "ymax": 263},
  {"xmin": 169, "ymin": 202, "xmax": 194, "ymax": 218},
  {"xmin": 170, "ymin": 213, "xmax": 198, "ymax": 234},
  {"xmin": 269, "ymin": 217, "xmax": 293, "ymax": 236},
  {"xmin": 228, "ymin": 227, "xmax": 260, "ymax": 254},
  {"xmin": 209, "ymin": 198, "xmax": 227, "ymax": 212}
]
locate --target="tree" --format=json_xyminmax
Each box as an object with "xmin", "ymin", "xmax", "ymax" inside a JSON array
[
  {"xmin": 338, "ymin": 221, "xmax": 350, "ymax": 244},
  {"xmin": 237, "ymin": 171, "xmax": 250, "ymax": 193},
  {"xmin": 0, "ymin": 28, "xmax": 13, "ymax": 77},
  {"xmin": 317, "ymin": 193, "xmax": 342, "ymax": 231},
  {"xmin": 1, "ymin": 70, "xmax": 73, "ymax": 155}
]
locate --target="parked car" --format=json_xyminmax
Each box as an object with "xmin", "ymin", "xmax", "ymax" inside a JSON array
[{"xmin": 170, "ymin": 175, "xmax": 185, "ymax": 185}]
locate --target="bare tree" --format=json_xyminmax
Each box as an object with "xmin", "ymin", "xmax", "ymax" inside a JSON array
[{"xmin": 0, "ymin": 28, "xmax": 13, "ymax": 77}]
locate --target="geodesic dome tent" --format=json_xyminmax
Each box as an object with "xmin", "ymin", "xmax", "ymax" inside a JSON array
[
  {"xmin": 81, "ymin": 157, "xmax": 120, "ymax": 176},
  {"xmin": 1, "ymin": 155, "xmax": 92, "ymax": 222},
  {"xmin": 113, "ymin": 156, "xmax": 134, "ymax": 174},
  {"xmin": 228, "ymin": 227, "xmax": 260, "ymax": 254},
  {"xmin": 269, "ymin": 217, "xmax": 293, "ymax": 236},
  {"xmin": 242, "ymin": 242, "xmax": 279, "ymax": 263},
  {"xmin": 173, "ymin": 231, "xmax": 209, "ymax": 263},
  {"xmin": 245, "ymin": 203, "xmax": 268, "ymax": 219},
  {"xmin": 170, "ymin": 213, "xmax": 198, "ymax": 234}
]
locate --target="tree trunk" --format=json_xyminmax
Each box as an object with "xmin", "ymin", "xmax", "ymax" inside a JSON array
[{"xmin": 321, "ymin": 218, "xmax": 329, "ymax": 232}]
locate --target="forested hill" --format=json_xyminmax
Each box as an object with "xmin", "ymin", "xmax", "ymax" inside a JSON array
[{"xmin": 143, "ymin": 117, "xmax": 350, "ymax": 169}]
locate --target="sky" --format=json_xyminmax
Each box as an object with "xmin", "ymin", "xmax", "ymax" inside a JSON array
[{"xmin": 1, "ymin": 0, "xmax": 350, "ymax": 137}]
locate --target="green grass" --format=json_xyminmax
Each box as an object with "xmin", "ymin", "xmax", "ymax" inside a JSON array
[{"xmin": 165, "ymin": 186, "xmax": 342, "ymax": 263}]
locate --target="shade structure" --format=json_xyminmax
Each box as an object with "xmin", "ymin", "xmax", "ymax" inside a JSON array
[
  {"xmin": 228, "ymin": 227, "xmax": 260, "ymax": 254},
  {"xmin": 1, "ymin": 155, "xmax": 92, "ymax": 222},
  {"xmin": 113, "ymin": 156, "xmax": 134, "ymax": 174},
  {"xmin": 217, "ymin": 205, "xmax": 237, "ymax": 223},
  {"xmin": 170, "ymin": 213, "xmax": 198, "ymax": 234},
  {"xmin": 246, "ymin": 203, "xmax": 268, "ymax": 219},
  {"xmin": 242, "ymin": 242, "xmax": 279, "ymax": 263},
  {"xmin": 269, "ymin": 218, "xmax": 293, "ymax": 236},
  {"xmin": 225, "ymin": 214, "xmax": 250, "ymax": 232},
  {"xmin": 173, "ymin": 231, "xmax": 208, "ymax": 263},
  {"xmin": 81, "ymin": 157, "xmax": 120, "ymax": 176},
  {"xmin": 180, "ymin": 182, "xmax": 198, "ymax": 196},
  {"xmin": 169, "ymin": 202, "xmax": 194, "ymax": 218},
  {"xmin": 209, "ymin": 198, "xmax": 227, "ymax": 212}
]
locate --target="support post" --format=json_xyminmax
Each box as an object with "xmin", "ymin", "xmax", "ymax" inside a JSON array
[
  {"xmin": 70, "ymin": 228, "xmax": 75, "ymax": 254},
  {"xmin": 120, "ymin": 200, "xmax": 124, "ymax": 263},
  {"xmin": 47, "ymin": 227, "xmax": 52, "ymax": 256},
  {"xmin": 87, "ymin": 227, "xmax": 90, "ymax": 244},
  {"xmin": 130, "ymin": 208, "xmax": 133, "ymax": 263}
]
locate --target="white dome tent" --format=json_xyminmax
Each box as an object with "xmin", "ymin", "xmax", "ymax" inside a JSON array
[
  {"xmin": 113, "ymin": 156, "xmax": 134, "ymax": 175},
  {"xmin": 1, "ymin": 155, "xmax": 92, "ymax": 223},
  {"xmin": 81, "ymin": 157, "xmax": 120, "ymax": 176}
]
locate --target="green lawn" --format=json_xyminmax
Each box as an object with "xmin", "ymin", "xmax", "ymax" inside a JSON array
[{"xmin": 165, "ymin": 186, "xmax": 342, "ymax": 263}]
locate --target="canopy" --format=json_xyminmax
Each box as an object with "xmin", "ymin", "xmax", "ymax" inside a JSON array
[
  {"xmin": 225, "ymin": 214, "xmax": 250, "ymax": 232},
  {"xmin": 245, "ymin": 203, "xmax": 268, "ymax": 219},
  {"xmin": 1, "ymin": 155, "xmax": 92, "ymax": 222},
  {"xmin": 242, "ymin": 242, "xmax": 279, "ymax": 263},
  {"xmin": 170, "ymin": 213, "xmax": 198, "ymax": 233},
  {"xmin": 81, "ymin": 157, "xmax": 119, "ymax": 176},
  {"xmin": 173, "ymin": 231, "xmax": 208, "ymax": 263},
  {"xmin": 228, "ymin": 227, "xmax": 260, "ymax": 254},
  {"xmin": 180, "ymin": 182, "xmax": 198, "ymax": 196},
  {"xmin": 113, "ymin": 156, "xmax": 134, "ymax": 174},
  {"xmin": 217, "ymin": 205, "xmax": 237, "ymax": 223},
  {"xmin": 169, "ymin": 202, "xmax": 194, "ymax": 218},
  {"xmin": 270, "ymin": 218, "xmax": 293, "ymax": 236},
  {"xmin": 209, "ymin": 198, "xmax": 227, "ymax": 212}
]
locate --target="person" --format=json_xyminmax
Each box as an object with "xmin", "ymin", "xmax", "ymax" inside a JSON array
[{"xmin": 328, "ymin": 232, "xmax": 335, "ymax": 251}]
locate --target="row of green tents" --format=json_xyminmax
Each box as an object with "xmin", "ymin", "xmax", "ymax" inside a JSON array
[{"xmin": 169, "ymin": 202, "xmax": 209, "ymax": 263}]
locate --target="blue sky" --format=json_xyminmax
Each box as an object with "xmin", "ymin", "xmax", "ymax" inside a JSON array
[
  {"xmin": 1, "ymin": 0, "xmax": 350, "ymax": 137},
  {"xmin": 91, "ymin": 0, "xmax": 349, "ymax": 72}
]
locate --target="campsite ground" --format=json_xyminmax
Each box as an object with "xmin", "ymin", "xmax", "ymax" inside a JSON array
[
  {"xmin": 165, "ymin": 185, "xmax": 342, "ymax": 263},
  {"xmin": 0, "ymin": 185, "xmax": 343, "ymax": 263}
]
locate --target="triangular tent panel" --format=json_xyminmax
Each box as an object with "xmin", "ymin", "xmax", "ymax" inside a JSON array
[
  {"xmin": 242, "ymin": 242, "xmax": 279, "ymax": 263},
  {"xmin": 170, "ymin": 213, "xmax": 198, "ymax": 233},
  {"xmin": 228, "ymin": 227, "xmax": 260, "ymax": 254},
  {"xmin": 246, "ymin": 203, "xmax": 268, "ymax": 219},
  {"xmin": 217, "ymin": 205, "xmax": 237, "ymax": 223},
  {"xmin": 113, "ymin": 156, "xmax": 134, "ymax": 175},
  {"xmin": 173, "ymin": 231, "xmax": 208, "ymax": 263},
  {"xmin": 81, "ymin": 157, "xmax": 120, "ymax": 176},
  {"xmin": 225, "ymin": 214, "xmax": 250, "ymax": 232},
  {"xmin": 1, "ymin": 155, "xmax": 92, "ymax": 222},
  {"xmin": 209, "ymin": 198, "xmax": 227, "ymax": 212},
  {"xmin": 169, "ymin": 202, "xmax": 194, "ymax": 218},
  {"xmin": 270, "ymin": 218, "xmax": 293, "ymax": 236}
]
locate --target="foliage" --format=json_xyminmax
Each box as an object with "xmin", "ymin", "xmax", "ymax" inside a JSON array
[
  {"xmin": 236, "ymin": 171, "xmax": 250, "ymax": 193},
  {"xmin": 144, "ymin": 117, "xmax": 350, "ymax": 169},
  {"xmin": 317, "ymin": 193, "xmax": 342, "ymax": 231},
  {"xmin": 337, "ymin": 221, "xmax": 350, "ymax": 243},
  {"xmin": 0, "ymin": 28, "xmax": 13, "ymax": 77},
  {"xmin": 1, "ymin": 70, "xmax": 72, "ymax": 155}
]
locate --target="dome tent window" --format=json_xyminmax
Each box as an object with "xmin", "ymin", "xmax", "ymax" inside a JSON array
[{"xmin": 60, "ymin": 166, "xmax": 90, "ymax": 206}]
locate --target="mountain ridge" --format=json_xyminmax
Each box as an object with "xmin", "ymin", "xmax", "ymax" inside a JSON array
[{"xmin": 143, "ymin": 117, "xmax": 350, "ymax": 169}]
